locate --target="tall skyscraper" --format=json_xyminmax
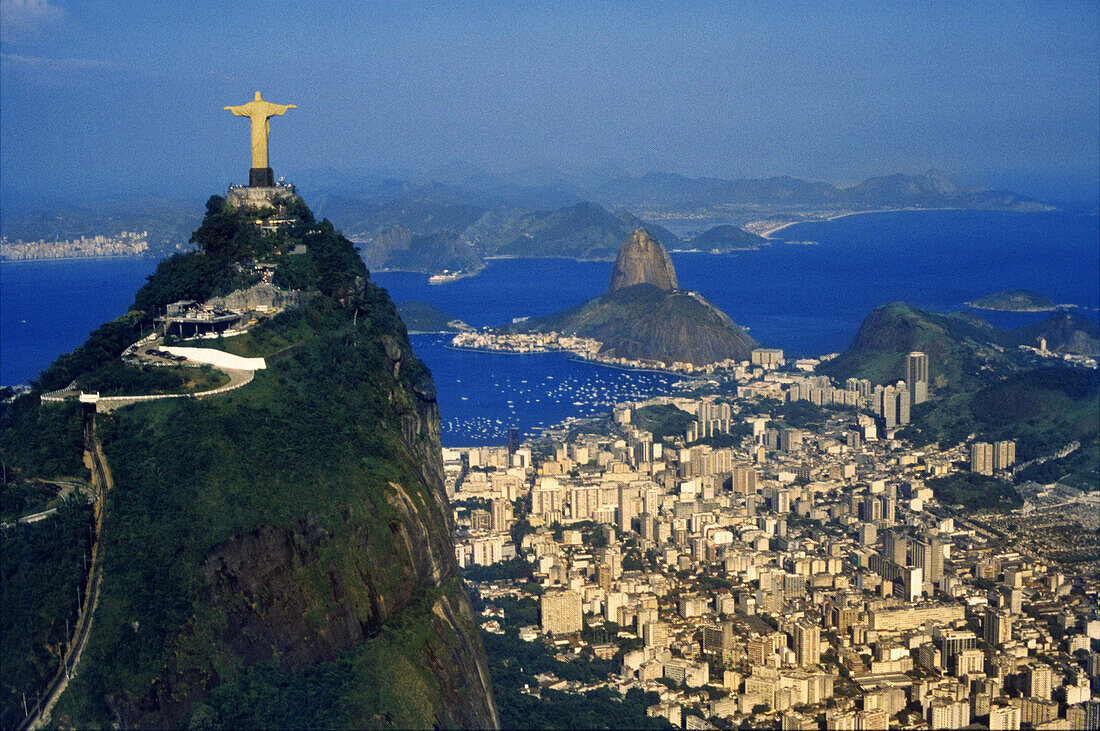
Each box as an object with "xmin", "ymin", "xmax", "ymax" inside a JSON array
[
  {"xmin": 884, "ymin": 530, "xmax": 908, "ymax": 565},
  {"xmin": 907, "ymin": 352, "xmax": 929, "ymax": 405},
  {"xmin": 490, "ymin": 498, "xmax": 511, "ymax": 532}
]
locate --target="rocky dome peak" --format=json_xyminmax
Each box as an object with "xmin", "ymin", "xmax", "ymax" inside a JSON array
[{"xmin": 608, "ymin": 229, "xmax": 678, "ymax": 292}]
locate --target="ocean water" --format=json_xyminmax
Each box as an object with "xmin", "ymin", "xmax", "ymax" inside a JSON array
[
  {"xmin": 3, "ymin": 210, "xmax": 1097, "ymax": 445},
  {"xmin": 1, "ymin": 258, "xmax": 158, "ymax": 387}
]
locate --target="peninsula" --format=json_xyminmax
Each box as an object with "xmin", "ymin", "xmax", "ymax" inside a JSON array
[{"xmin": 485, "ymin": 229, "xmax": 759, "ymax": 369}]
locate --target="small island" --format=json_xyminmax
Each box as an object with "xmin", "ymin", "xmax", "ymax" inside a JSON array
[{"xmin": 967, "ymin": 289, "xmax": 1055, "ymax": 312}]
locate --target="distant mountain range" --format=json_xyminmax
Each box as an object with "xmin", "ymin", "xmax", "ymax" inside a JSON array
[
  {"xmin": 1, "ymin": 167, "xmax": 1051, "ymax": 269},
  {"xmin": 319, "ymin": 168, "xmax": 1051, "ymax": 275}
]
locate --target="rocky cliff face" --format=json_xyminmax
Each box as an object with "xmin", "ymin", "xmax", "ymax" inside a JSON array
[{"xmin": 608, "ymin": 229, "xmax": 678, "ymax": 292}]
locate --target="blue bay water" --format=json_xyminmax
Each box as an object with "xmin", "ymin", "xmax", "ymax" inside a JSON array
[
  {"xmin": 1, "ymin": 258, "xmax": 158, "ymax": 387},
  {"xmin": 3, "ymin": 210, "xmax": 1097, "ymax": 446}
]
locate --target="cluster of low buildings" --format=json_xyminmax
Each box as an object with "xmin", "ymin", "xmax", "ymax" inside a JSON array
[
  {"xmin": 452, "ymin": 330, "xmax": 602, "ymax": 359},
  {"xmin": 0, "ymin": 231, "xmax": 150, "ymax": 260},
  {"xmin": 449, "ymin": 355, "xmax": 1099, "ymax": 730},
  {"xmin": 452, "ymin": 329, "xmax": 750, "ymax": 374}
]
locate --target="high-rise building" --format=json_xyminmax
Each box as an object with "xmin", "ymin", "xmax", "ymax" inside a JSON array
[
  {"xmin": 927, "ymin": 534, "xmax": 945, "ymax": 582},
  {"xmin": 859, "ymin": 496, "xmax": 882, "ymax": 523},
  {"xmin": 569, "ymin": 486, "xmax": 601, "ymax": 521},
  {"xmin": 877, "ymin": 386, "xmax": 898, "ymax": 429},
  {"xmin": 993, "ymin": 440, "xmax": 1016, "ymax": 470},
  {"xmin": 970, "ymin": 442, "xmax": 994, "ymax": 475},
  {"xmin": 906, "ymin": 352, "xmax": 929, "ymax": 405},
  {"xmin": 884, "ymin": 530, "xmax": 908, "ymax": 565},
  {"xmin": 617, "ymin": 484, "xmax": 636, "ymax": 533},
  {"xmin": 928, "ymin": 699, "xmax": 969, "ymax": 730},
  {"xmin": 1083, "ymin": 701, "xmax": 1100, "ymax": 731},
  {"xmin": 643, "ymin": 620, "xmax": 669, "ymax": 649},
  {"xmin": 702, "ymin": 623, "xmax": 735, "ymax": 662},
  {"xmin": 896, "ymin": 388, "xmax": 911, "ymax": 425},
  {"xmin": 1012, "ymin": 697, "xmax": 1058, "ymax": 727},
  {"xmin": 490, "ymin": 498, "xmax": 511, "ymax": 532},
  {"xmin": 779, "ymin": 428, "xmax": 802, "ymax": 453},
  {"xmin": 794, "ymin": 622, "xmax": 821, "ymax": 667},
  {"xmin": 751, "ymin": 348, "xmax": 784, "ymax": 369},
  {"xmin": 988, "ymin": 704, "xmax": 1021, "ymax": 731},
  {"xmin": 540, "ymin": 590, "xmax": 582, "ymax": 635},
  {"xmin": 912, "ymin": 536, "xmax": 943, "ymax": 583},
  {"xmin": 1025, "ymin": 664, "xmax": 1053, "ymax": 699},
  {"xmin": 732, "ymin": 463, "xmax": 757, "ymax": 495},
  {"xmin": 984, "ymin": 607, "xmax": 1012, "ymax": 647},
  {"xmin": 858, "ymin": 523, "xmax": 878, "ymax": 546}
]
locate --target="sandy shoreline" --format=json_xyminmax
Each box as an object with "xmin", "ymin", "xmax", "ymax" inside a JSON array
[{"xmin": 759, "ymin": 207, "xmax": 964, "ymax": 239}]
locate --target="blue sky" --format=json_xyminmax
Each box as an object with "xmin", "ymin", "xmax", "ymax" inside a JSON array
[{"xmin": 2, "ymin": 0, "xmax": 1097, "ymax": 203}]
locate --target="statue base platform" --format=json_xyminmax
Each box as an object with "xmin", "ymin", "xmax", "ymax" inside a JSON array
[
  {"xmin": 226, "ymin": 183, "xmax": 300, "ymax": 211},
  {"xmin": 250, "ymin": 167, "xmax": 275, "ymax": 187}
]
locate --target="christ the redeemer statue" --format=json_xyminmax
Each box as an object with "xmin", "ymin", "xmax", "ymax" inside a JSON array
[{"xmin": 223, "ymin": 91, "xmax": 296, "ymax": 187}]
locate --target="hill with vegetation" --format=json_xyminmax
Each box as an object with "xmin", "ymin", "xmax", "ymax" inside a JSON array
[
  {"xmin": 360, "ymin": 226, "xmax": 483, "ymax": 274},
  {"xmin": 466, "ymin": 201, "xmax": 680, "ymax": 259},
  {"xmin": 816, "ymin": 302, "xmax": 1013, "ymax": 392},
  {"xmin": 0, "ymin": 194, "xmax": 497, "ymax": 729},
  {"xmin": 820, "ymin": 303, "xmax": 1100, "ymax": 390},
  {"xmin": 1008, "ymin": 311, "xmax": 1100, "ymax": 355},
  {"xmin": 967, "ymin": 289, "xmax": 1054, "ymax": 311},
  {"xmin": 821, "ymin": 302, "xmax": 1100, "ymax": 480},
  {"xmin": 904, "ymin": 367, "xmax": 1100, "ymax": 462},
  {"xmin": 687, "ymin": 224, "xmax": 770, "ymax": 250},
  {"xmin": 397, "ymin": 300, "xmax": 467, "ymax": 332}
]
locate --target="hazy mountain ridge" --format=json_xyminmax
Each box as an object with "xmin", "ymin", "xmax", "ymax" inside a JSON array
[
  {"xmin": 2, "ymin": 168, "xmax": 1048, "ymax": 265},
  {"xmin": 592, "ymin": 169, "xmax": 1052, "ymax": 212}
]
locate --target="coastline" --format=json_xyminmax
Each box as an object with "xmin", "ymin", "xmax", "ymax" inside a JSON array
[
  {"xmin": 759, "ymin": 207, "xmax": 965, "ymax": 239},
  {"xmin": 965, "ymin": 303, "xmax": 1060, "ymax": 313},
  {"xmin": 446, "ymin": 341, "xmax": 716, "ymax": 377},
  {"xmin": 0, "ymin": 254, "xmax": 156, "ymax": 264}
]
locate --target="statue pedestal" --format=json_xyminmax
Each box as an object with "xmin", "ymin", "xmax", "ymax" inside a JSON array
[
  {"xmin": 249, "ymin": 167, "xmax": 274, "ymax": 187},
  {"xmin": 226, "ymin": 184, "xmax": 300, "ymax": 211}
]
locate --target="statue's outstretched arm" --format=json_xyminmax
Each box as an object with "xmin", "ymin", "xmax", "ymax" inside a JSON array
[
  {"xmin": 270, "ymin": 103, "xmax": 297, "ymax": 116},
  {"xmin": 223, "ymin": 105, "xmax": 249, "ymax": 116}
]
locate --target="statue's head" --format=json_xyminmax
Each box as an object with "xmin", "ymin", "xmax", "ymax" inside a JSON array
[{"xmin": 254, "ymin": 91, "xmax": 262, "ymax": 101}]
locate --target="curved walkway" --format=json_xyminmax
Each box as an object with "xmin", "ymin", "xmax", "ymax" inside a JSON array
[
  {"xmin": 92, "ymin": 367, "xmax": 255, "ymax": 413},
  {"xmin": 41, "ymin": 336, "xmax": 263, "ymax": 413}
]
